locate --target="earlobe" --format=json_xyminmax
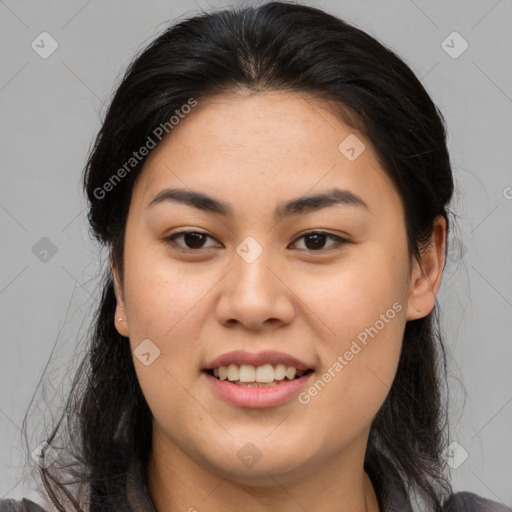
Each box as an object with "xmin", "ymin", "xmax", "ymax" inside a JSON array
[
  {"xmin": 405, "ymin": 216, "xmax": 446, "ymax": 321},
  {"xmin": 405, "ymin": 259, "xmax": 436, "ymax": 320},
  {"xmin": 114, "ymin": 303, "xmax": 129, "ymax": 337}
]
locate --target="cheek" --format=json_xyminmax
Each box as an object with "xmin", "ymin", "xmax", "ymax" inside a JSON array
[
  {"xmin": 297, "ymin": 247, "xmax": 407, "ymax": 421},
  {"xmin": 297, "ymin": 244, "xmax": 409, "ymax": 337},
  {"xmin": 120, "ymin": 244, "xmax": 217, "ymax": 410},
  {"xmin": 122, "ymin": 242, "xmax": 212, "ymax": 339},
  {"xmin": 121, "ymin": 256, "xmax": 213, "ymax": 436}
]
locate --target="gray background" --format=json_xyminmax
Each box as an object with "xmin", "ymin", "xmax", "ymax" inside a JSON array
[{"xmin": 1, "ymin": 0, "xmax": 511, "ymax": 508}]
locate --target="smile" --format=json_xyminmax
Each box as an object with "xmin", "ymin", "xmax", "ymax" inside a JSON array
[
  {"xmin": 207, "ymin": 363, "xmax": 312, "ymax": 385},
  {"xmin": 202, "ymin": 367, "xmax": 315, "ymax": 408}
]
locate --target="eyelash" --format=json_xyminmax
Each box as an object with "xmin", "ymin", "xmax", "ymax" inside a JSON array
[{"xmin": 163, "ymin": 230, "xmax": 348, "ymax": 254}]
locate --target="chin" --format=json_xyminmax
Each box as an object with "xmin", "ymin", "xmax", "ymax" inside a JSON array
[{"xmin": 200, "ymin": 438, "xmax": 317, "ymax": 485}]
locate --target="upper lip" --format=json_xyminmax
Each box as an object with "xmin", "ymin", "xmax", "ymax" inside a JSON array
[{"xmin": 204, "ymin": 350, "xmax": 315, "ymax": 372}]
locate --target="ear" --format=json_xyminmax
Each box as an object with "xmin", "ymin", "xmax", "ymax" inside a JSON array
[
  {"xmin": 110, "ymin": 251, "xmax": 129, "ymax": 337},
  {"xmin": 405, "ymin": 215, "xmax": 447, "ymax": 321}
]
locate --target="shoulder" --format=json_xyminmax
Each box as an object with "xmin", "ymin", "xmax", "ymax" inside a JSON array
[
  {"xmin": 0, "ymin": 498, "xmax": 48, "ymax": 512},
  {"xmin": 444, "ymin": 491, "xmax": 512, "ymax": 512}
]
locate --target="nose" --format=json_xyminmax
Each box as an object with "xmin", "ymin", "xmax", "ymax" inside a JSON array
[{"xmin": 215, "ymin": 244, "xmax": 296, "ymax": 331}]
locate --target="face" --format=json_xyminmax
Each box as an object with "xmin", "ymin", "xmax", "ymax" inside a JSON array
[{"xmin": 112, "ymin": 91, "xmax": 445, "ymax": 486}]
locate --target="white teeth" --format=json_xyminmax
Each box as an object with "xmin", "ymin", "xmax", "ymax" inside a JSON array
[
  {"xmin": 285, "ymin": 366, "xmax": 296, "ymax": 379},
  {"xmin": 274, "ymin": 363, "xmax": 286, "ymax": 380},
  {"xmin": 255, "ymin": 364, "xmax": 275, "ymax": 383},
  {"xmin": 219, "ymin": 366, "xmax": 228, "ymax": 380},
  {"xmin": 227, "ymin": 363, "xmax": 240, "ymax": 381},
  {"xmin": 210, "ymin": 363, "xmax": 307, "ymax": 383},
  {"xmin": 238, "ymin": 364, "xmax": 256, "ymax": 382}
]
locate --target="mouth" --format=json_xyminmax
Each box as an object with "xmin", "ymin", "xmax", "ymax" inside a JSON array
[
  {"xmin": 202, "ymin": 350, "xmax": 316, "ymax": 407},
  {"xmin": 202, "ymin": 365, "xmax": 315, "ymax": 408}
]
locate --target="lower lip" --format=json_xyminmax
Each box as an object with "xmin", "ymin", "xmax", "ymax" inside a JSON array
[{"xmin": 202, "ymin": 371, "xmax": 314, "ymax": 409}]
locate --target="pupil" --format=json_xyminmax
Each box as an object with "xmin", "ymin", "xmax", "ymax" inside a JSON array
[
  {"xmin": 185, "ymin": 232, "xmax": 206, "ymax": 248},
  {"xmin": 305, "ymin": 233, "xmax": 325, "ymax": 250}
]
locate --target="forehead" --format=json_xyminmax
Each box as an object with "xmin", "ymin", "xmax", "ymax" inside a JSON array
[
  {"xmin": 151, "ymin": 91, "xmax": 361, "ymax": 156},
  {"xmin": 132, "ymin": 91, "xmax": 401, "ymax": 218}
]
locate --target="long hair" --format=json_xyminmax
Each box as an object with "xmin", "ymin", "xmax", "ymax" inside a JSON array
[{"xmin": 23, "ymin": 2, "xmax": 455, "ymax": 510}]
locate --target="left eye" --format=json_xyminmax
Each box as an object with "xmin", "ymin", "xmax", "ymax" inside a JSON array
[
  {"xmin": 291, "ymin": 231, "xmax": 346, "ymax": 251},
  {"xmin": 164, "ymin": 231, "xmax": 346, "ymax": 252}
]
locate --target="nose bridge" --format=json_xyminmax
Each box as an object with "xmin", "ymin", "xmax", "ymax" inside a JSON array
[
  {"xmin": 216, "ymin": 234, "xmax": 295, "ymax": 328},
  {"xmin": 232, "ymin": 234, "xmax": 277, "ymax": 297}
]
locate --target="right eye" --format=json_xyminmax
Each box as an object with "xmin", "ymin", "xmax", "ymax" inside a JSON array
[{"xmin": 163, "ymin": 231, "xmax": 222, "ymax": 251}]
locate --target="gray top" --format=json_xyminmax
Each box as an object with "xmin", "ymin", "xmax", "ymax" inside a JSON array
[{"xmin": 1, "ymin": 457, "xmax": 511, "ymax": 511}]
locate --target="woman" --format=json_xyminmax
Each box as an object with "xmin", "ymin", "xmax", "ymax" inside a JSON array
[{"xmin": 2, "ymin": 2, "xmax": 510, "ymax": 511}]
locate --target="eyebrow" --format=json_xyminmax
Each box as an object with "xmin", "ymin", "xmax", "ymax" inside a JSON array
[{"xmin": 147, "ymin": 187, "xmax": 370, "ymax": 219}]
